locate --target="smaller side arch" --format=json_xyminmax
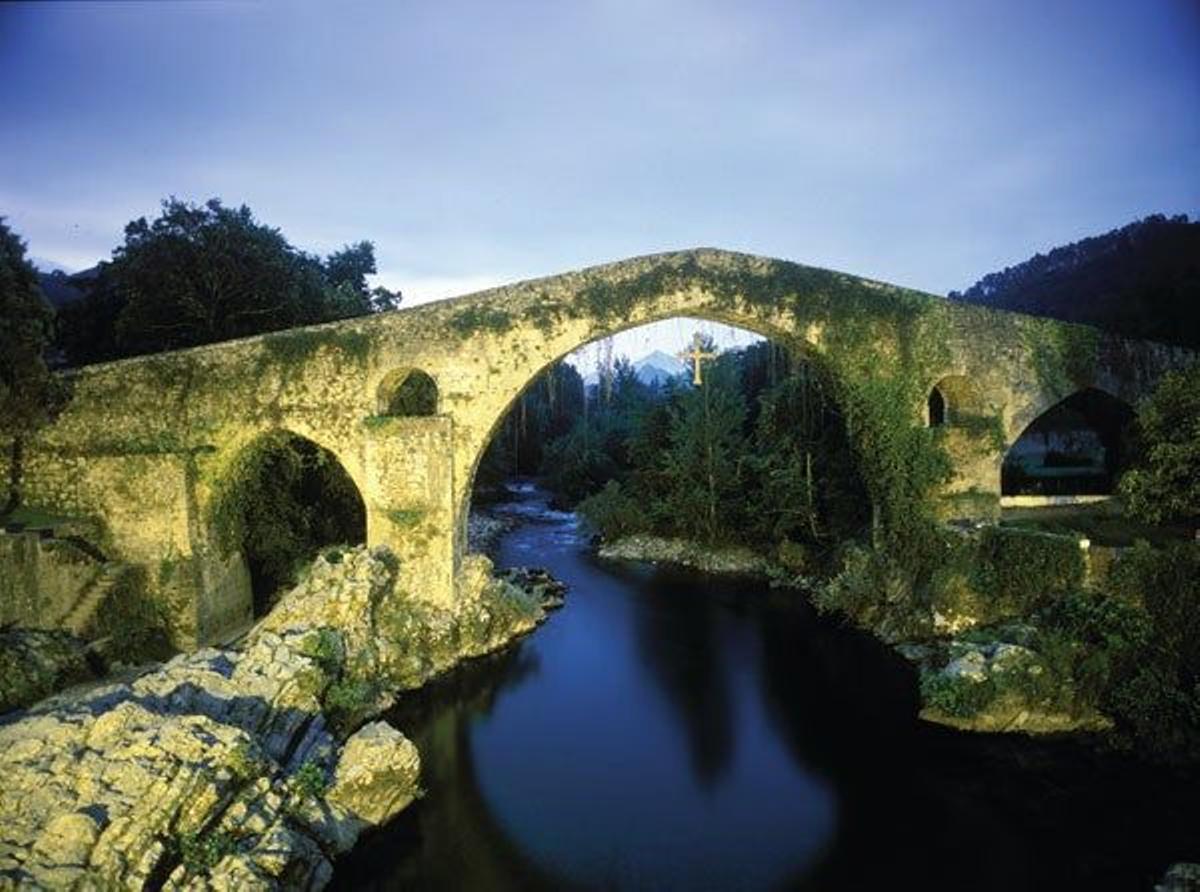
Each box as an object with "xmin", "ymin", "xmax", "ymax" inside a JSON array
[
  {"xmin": 377, "ymin": 368, "xmax": 439, "ymax": 416},
  {"xmin": 1001, "ymin": 387, "xmax": 1136, "ymax": 497},
  {"xmin": 925, "ymin": 374, "xmax": 985, "ymax": 427}
]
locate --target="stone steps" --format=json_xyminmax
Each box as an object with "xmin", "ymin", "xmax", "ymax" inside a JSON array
[{"xmin": 56, "ymin": 563, "xmax": 128, "ymax": 638}]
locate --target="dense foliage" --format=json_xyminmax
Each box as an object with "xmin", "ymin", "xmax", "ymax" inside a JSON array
[
  {"xmin": 1119, "ymin": 362, "xmax": 1200, "ymax": 525},
  {"xmin": 489, "ymin": 340, "xmax": 873, "ymax": 562},
  {"xmin": 970, "ymin": 527, "xmax": 1085, "ymax": 612},
  {"xmin": 475, "ymin": 361, "xmax": 586, "ymax": 497},
  {"xmin": 949, "ymin": 214, "xmax": 1200, "ymax": 349},
  {"xmin": 56, "ymin": 198, "xmax": 400, "ymax": 365},
  {"xmin": 211, "ymin": 432, "xmax": 366, "ymax": 615},
  {"xmin": 0, "ymin": 218, "xmax": 60, "ymax": 513}
]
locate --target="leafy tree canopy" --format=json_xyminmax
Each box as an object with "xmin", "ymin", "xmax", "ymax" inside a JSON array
[
  {"xmin": 0, "ymin": 217, "xmax": 59, "ymax": 513},
  {"xmin": 1119, "ymin": 362, "xmax": 1200, "ymax": 525},
  {"xmin": 58, "ymin": 198, "xmax": 401, "ymax": 364}
]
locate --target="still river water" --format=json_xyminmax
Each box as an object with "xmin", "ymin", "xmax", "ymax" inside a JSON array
[{"xmin": 333, "ymin": 482, "xmax": 1196, "ymax": 891}]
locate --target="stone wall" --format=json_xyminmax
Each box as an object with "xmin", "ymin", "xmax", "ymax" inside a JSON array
[{"xmin": 0, "ymin": 532, "xmax": 102, "ymax": 628}]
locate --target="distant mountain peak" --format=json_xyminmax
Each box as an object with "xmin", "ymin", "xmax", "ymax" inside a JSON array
[{"xmin": 635, "ymin": 350, "xmax": 687, "ymax": 373}]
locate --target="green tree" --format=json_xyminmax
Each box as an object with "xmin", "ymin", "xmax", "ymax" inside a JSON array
[
  {"xmin": 1119, "ymin": 362, "xmax": 1200, "ymax": 524},
  {"xmin": 660, "ymin": 355, "xmax": 748, "ymax": 543},
  {"xmin": 0, "ymin": 218, "xmax": 59, "ymax": 514},
  {"xmin": 322, "ymin": 240, "xmax": 403, "ymax": 316},
  {"xmin": 55, "ymin": 264, "xmax": 124, "ymax": 365},
  {"xmin": 110, "ymin": 198, "xmax": 334, "ymax": 355},
  {"xmin": 57, "ymin": 198, "xmax": 399, "ymax": 364}
]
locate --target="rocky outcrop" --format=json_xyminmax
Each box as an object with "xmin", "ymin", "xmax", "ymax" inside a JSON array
[
  {"xmin": 467, "ymin": 511, "xmax": 519, "ymax": 556},
  {"xmin": 0, "ymin": 629, "xmax": 95, "ymax": 714},
  {"xmin": 905, "ymin": 631, "xmax": 1112, "ymax": 735},
  {"xmin": 598, "ymin": 534, "xmax": 773, "ymax": 577},
  {"xmin": 256, "ymin": 548, "xmax": 556, "ymax": 701},
  {"xmin": 0, "ymin": 545, "xmax": 563, "ymax": 889},
  {"xmin": 0, "ymin": 626, "xmax": 383, "ymax": 889}
]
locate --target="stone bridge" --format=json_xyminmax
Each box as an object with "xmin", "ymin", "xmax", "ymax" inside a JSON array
[{"xmin": 3, "ymin": 249, "xmax": 1191, "ymax": 647}]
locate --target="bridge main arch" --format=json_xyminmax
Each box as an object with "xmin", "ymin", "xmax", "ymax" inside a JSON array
[
  {"xmin": 417, "ymin": 250, "xmax": 980, "ymax": 604},
  {"xmin": 447, "ymin": 297, "xmax": 828, "ymax": 570}
]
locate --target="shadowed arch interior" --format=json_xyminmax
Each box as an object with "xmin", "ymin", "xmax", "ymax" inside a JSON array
[
  {"xmin": 378, "ymin": 368, "xmax": 439, "ymax": 416},
  {"xmin": 213, "ymin": 430, "xmax": 366, "ymax": 615},
  {"xmin": 1002, "ymin": 388, "xmax": 1136, "ymax": 496},
  {"xmin": 926, "ymin": 374, "xmax": 983, "ymax": 427}
]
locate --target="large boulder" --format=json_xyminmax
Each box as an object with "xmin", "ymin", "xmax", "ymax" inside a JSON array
[{"xmin": 326, "ymin": 722, "xmax": 421, "ymax": 826}]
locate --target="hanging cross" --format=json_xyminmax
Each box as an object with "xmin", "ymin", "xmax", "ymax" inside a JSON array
[{"xmin": 679, "ymin": 332, "xmax": 718, "ymax": 386}]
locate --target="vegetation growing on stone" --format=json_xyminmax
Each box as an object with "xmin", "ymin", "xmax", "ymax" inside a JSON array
[
  {"xmin": 291, "ymin": 759, "xmax": 329, "ymax": 800},
  {"xmin": 261, "ymin": 326, "xmax": 372, "ymax": 369},
  {"xmin": 176, "ymin": 828, "xmax": 236, "ymax": 876},
  {"xmin": 448, "ymin": 303, "xmax": 516, "ymax": 337}
]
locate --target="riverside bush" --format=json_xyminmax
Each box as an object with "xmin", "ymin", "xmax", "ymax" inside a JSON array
[
  {"xmin": 1102, "ymin": 542, "xmax": 1200, "ymax": 757},
  {"xmin": 970, "ymin": 527, "xmax": 1084, "ymax": 613},
  {"xmin": 920, "ymin": 671, "xmax": 995, "ymax": 718},
  {"xmin": 576, "ymin": 480, "xmax": 647, "ymax": 539}
]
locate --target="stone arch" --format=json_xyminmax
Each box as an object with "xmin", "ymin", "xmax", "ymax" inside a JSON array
[
  {"xmin": 456, "ymin": 310, "xmax": 837, "ymax": 556},
  {"xmin": 925, "ymin": 374, "xmax": 985, "ymax": 427},
  {"xmin": 1001, "ymin": 387, "xmax": 1136, "ymax": 497},
  {"xmin": 207, "ymin": 428, "xmax": 366, "ymax": 616},
  {"xmin": 377, "ymin": 368, "xmax": 439, "ymax": 416}
]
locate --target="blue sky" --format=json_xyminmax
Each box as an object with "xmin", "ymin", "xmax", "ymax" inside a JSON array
[{"xmin": 2, "ymin": 0, "xmax": 1197, "ymax": 314}]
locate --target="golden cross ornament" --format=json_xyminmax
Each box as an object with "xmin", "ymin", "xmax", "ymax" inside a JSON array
[{"xmin": 679, "ymin": 332, "xmax": 717, "ymax": 385}]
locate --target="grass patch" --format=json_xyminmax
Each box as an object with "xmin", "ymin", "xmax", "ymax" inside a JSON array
[{"xmin": 1001, "ymin": 507, "xmax": 1193, "ymax": 547}]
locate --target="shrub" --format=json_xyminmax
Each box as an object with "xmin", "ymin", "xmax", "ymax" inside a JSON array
[
  {"xmin": 920, "ymin": 670, "xmax": 996, "ymax": 718},
  {"xmin": 1107, "ymin": 668, "xmax": 1200, "ymax": 760},
  {"xmin": 1108, "ymin": 541, "xmax": 1200, "ymax": 682},
  {"xmin": 291, "ymin": 759, "xmax": 329, "ymax": 800},
  {"xmin": 813, "ymin": 544, "xmax": 881, "ymax": 619},
  {"xmin": 227, "ymin": 741, "xmax": 262, "ymax": 783},
  {"xmin": 1119, "ymin": 362, "xmax": 1200, "ymax": 525},
  {"xmin": 970, "ymin": 527, "xmax": 1084, "ymax": 614},
  {"xmin": 177, "ymin": 829, "xmax": 234, "ymax": 876},
  {"xmin": 576, "ymin": 480, "xmax": 647, "ymax": 539},
  {"xmin": 299, "ymin": 628, "xmax": 343, "ymax": 675},
  {"xmin": 323, "ymin": 676, "xmax": 377, "ymax": 734}
]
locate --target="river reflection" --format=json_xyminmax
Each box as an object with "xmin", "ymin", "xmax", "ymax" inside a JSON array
[{"xmin": 333, "ymin": 482, "xmax": 1199, "ymax": 891}]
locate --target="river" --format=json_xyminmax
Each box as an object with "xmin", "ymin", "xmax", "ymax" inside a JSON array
[{"xmin": 333, "ymin": 481, "xmax": 1196, "ymax": 890}]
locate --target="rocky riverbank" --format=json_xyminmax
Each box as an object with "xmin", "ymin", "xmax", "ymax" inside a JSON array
[
  {"xmin": 0, "ymin": 546, "xmax": 564, "ymax": 889},
  {"xmin": 466, "ymin": 511, "xmax": 520, "ymax": 557},
  {"xmin": 597, "ymin": 534, "xmax": 775, "ymax": 577}
]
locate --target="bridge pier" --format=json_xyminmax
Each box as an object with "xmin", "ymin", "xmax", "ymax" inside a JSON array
[{"xmin": 363, "ymin": 416, "xmax": 457, "ymax": 606}]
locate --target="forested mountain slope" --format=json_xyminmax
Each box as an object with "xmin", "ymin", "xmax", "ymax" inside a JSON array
[{"xmin": 948, "ymin": 214, "xmax": 1200, "ymax": 349}]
